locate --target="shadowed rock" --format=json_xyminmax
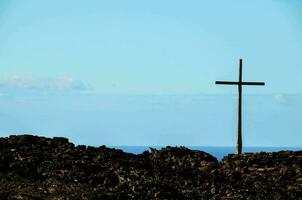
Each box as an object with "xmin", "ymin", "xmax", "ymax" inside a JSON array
[{"xmin": 0, "ymin": 135, "xmax": 301, "ymax": 199}]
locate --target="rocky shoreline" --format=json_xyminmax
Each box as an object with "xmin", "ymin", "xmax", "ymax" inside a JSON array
[{"xmin": 0, "ymin": 135, "xmax": 301, "ymax": 199}]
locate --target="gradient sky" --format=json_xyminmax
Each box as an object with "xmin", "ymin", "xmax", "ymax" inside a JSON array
[{"xmin": 0, "ymin": 1, "xmax": 301, "ymax": 147}]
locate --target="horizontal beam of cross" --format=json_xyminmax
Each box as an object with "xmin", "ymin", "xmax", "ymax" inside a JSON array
[{"xmin": 215, "ymin": 81, "xmax": 265, "ymax": 86}]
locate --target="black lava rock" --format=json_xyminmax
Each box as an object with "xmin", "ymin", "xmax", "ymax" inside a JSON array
[{"xmin": 0, "ymin": 135, "xmax": 301, "ymax": 199}]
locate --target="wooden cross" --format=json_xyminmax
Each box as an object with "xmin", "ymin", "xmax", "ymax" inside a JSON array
[{"xmin": 216, "ymin": 59, "xmax": 265, "ymax": 154}]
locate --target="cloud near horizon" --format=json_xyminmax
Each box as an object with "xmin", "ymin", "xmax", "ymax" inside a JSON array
[
  {"xmin": 273, "ymin": 94, "xmax": 285, "ymax": 104},
  {"xmin": 0, "ymin": 75, "xmax": 91, "ymax": 94}
]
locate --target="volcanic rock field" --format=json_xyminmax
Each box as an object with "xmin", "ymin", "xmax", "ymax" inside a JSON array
[{"xmin": 0, "ymin": 135, "xmax": 301, "ymax": 199}]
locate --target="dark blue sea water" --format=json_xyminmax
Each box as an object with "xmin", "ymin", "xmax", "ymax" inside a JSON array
[{"xmin": 111, "ymin": 146, "xmax": 302, "ymax": 160}]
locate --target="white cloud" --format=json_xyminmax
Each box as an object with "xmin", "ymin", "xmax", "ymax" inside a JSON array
[
  {"xmin": 273, "ymin": 94, "xmax": 285, "ymax": 104},
  {"xmin": 0, "ymin": 75, "xmax": 90, "ymax": 93}
]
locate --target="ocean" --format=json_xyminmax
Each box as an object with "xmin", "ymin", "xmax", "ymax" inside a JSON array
[{"xmin": 112, "ymin": 146, "xmax": 302, "ymax": 160}]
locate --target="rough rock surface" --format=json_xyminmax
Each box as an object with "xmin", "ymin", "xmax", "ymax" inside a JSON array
[{"xmin": 0, "ymin": 135, "xmax": 301, "ymax": 199}]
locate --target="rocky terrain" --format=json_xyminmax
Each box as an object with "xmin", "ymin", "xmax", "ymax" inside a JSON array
[{"xmin": 0, "ymin": 135, "xmax": 302, "ymax": 199}]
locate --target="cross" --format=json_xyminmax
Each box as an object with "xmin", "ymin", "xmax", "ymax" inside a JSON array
[{"xmin": 216, "ymin": 59, "xmax": 265, "ymax": 154}]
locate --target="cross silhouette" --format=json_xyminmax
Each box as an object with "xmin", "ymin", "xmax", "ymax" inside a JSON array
[{"xmin": 216, "ymin": 59, "xmax": 265, "ymax": 154}]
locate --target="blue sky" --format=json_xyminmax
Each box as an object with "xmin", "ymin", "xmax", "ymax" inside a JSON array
[{"xmin": 0, "ymin": 1, "xmax": 301, "ymax": 147}]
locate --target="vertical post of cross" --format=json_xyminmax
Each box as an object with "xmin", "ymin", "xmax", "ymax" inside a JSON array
[{"xmin": 237, "ymin": 59, "xmax": 243, "ymax": 154}]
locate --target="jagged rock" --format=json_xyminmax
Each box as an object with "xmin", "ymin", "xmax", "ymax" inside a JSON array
[{"xmin": 0, "ymin": 135, "xmax": 301, "ymax": 199}]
